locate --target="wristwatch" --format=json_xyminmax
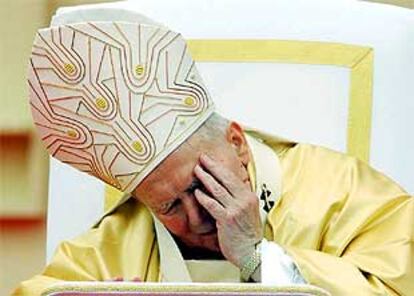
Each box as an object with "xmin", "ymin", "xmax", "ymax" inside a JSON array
[{"xmin": 240, "ymin": 241, "xmax": 262, "ymax": 281}]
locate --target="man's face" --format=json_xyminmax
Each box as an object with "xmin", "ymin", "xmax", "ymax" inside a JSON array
[{"xmin": 133, "ymin": 123, "xmax": 251, "ymax": 253}]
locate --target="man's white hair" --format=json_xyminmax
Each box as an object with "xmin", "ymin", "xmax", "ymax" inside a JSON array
[{"xmin": 191, "ymin": 113, "xmax": 230, "ymax": 145}]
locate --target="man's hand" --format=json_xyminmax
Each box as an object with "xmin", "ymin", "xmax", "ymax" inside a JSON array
[{"xmin": 193, "ymin": 153, "xmax": 263, "ymax": 268}]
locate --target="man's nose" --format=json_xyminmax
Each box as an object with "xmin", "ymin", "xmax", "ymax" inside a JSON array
[{"xmin": 182, "ymin": 193, "xmax": 216, "ymax": 234}]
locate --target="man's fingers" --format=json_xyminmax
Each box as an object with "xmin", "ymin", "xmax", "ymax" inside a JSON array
[
  {"xmin": 199, "ymin": 153, "xmax": 246, "ymax": 196},
  {"xmin": 194, "ymin": 164, "xmax": 233, "ymax": 207},
  {"xmin": 194, "ymin": 188, "xmax": 226, "ymax": 220}
]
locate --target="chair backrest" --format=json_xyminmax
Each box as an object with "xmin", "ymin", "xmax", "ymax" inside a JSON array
[{"xmin": 47, "ymin": 0, "xmax": 414, "ymax": 262}]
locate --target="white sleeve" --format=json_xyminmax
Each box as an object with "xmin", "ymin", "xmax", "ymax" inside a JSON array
[{"xmin": 261, "ymin": 238, "xmax": 307, "ymax": 285}]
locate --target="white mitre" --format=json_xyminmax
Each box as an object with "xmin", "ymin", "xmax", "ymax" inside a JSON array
[{"xmin": 28, "ymin": 5, "xmax": 215, "ymax": 193}]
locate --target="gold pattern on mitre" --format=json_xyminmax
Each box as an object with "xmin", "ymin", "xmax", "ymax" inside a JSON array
[
  {"xmin": 184, "ymin": 96, "xmax": 196, "ymax": 106},
  {"xmin": 95, "ymin": 97, "xmax": 108, "ymax": 110},
  {"xmin": 132, "ymin": 141, "xmax": 144, "ymax": 153},
  {"xmin": 66, "ymin": 130, "xmax": 77, "ymax": 138},
  {"xmin": 64, "ymin": 63, "xmax": 75, "ymax": 74},
  {"xmin": 28, "ymin": 22, "xmax": 214, "ymax": 193},
  {"xmin": 135, "ymin": 64, "xmax": 145, "ymax": 76}
]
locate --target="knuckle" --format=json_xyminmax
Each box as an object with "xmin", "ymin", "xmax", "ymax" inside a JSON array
[
  {"xmin": 240, "ymin": 202, "xmax": 249, "ymax": 212},
  {"xmin": 226, "ymin": 170, "xmax": 237, "ymax": 181},
  {"xmin": 211, "ymin": 187, "xmax": 225, "ymax": 198},
  {"xmin": 206, "ymin": 200, "xmax": 218, "ymax": 212},
  {"xmin": 225, "ymin": 210, "xmax": 239, "ymax": 223},
  {"xmin": 241, "ymin": 204, "xmax": 251, "ymax": 215},
  {"xmin": 222, "ymin": 170, "xmax": 231, "ymax": 179},
  {"xmin": 205, "ymin": 175, "xmax": 217, "ymax": 187},
  {"xmin": 205, "ymin": 173, "xmax": 214, "ymax": 181},
  {"xmin": 239, "ymin": 198, "xmax": 257, "ymax": 214},
  {"xmin": 247, "ymin": 196, "xmax": 259, "ymax": 207}
]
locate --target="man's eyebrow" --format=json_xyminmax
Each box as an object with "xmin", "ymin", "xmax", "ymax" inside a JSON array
[
  {"xmin": 157, "ymin": 198, "xmax": 177, "ymax": 213},
  {"xmin": 155, "ymin": 179, "xmax": 202, "ymax": 213}
]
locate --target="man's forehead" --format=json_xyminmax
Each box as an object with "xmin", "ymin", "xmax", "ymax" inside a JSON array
[
  {"xmin": 137, "ymin": 160, "xmax": 196, "ymax": 201},
  {"xmin": 139, "ymin": 178, "xmax": 193, "ymax": 211},
  {"xmin": 134, "ymin": 138, "xmax": 203, "ymax": 199}
]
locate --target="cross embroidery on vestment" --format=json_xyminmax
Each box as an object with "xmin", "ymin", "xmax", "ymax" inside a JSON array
[{"xmin": 260, "ymin": 183, "xmax": 274, "ymax": 212}]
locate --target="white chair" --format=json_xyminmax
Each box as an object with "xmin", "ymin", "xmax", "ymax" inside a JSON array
[{"xmin": 47, "ymin": 0, "xmax": 414, "ymax": 262}]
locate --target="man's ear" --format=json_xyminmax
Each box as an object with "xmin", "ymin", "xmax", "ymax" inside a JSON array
[{"xmin": 226, "ymin": 121, "xmax": 250, "ymax": 165}]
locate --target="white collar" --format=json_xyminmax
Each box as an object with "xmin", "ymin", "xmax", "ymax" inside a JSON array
[{"xmin": 244, "ymin": 133, "xmax": 282, "ymax": 217}]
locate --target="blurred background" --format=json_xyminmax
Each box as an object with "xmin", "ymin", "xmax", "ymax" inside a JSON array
[
  {"xmin": 0, "ymin": 0, "xmax": 412, "ymax": 294},
  {"xmin": 0, "ymin": 1, "xmax": 116, "ymax": 293}
]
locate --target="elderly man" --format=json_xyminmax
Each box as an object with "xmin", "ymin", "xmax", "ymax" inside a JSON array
[{"xmin": 14, "ymin": 7, "xmax": 413, "ymax": 296}]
